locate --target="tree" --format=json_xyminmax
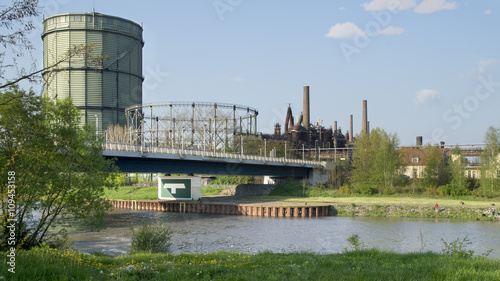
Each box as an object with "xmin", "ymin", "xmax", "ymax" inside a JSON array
[
  {"xmin": 0, "ymin": 0, "xmax": 39, "ymax": 87},
  {"xmin": 351, "ymin": 128, "xmax": 404, "ymax": 194},
  {"xmin": 480, "ymin": 126, "xmax": 500, "ymax": 197},
  {"xmin": 423, "ymin": 144, "xmax": 448, "ymax": 188},
  {"xmin": 106, "ymin": 124, "xmax": 131, "ymax": 144},
  {"xmin": 447, "ymin": 146, "xmax": 468, "ymax": 195},
  {"xmin": 0, "ymin": 86, "xmax": 120, "ymax": 249},
  {"xmin": 1, "ymin": 1, "xmax": 106, "ymax": 99}
]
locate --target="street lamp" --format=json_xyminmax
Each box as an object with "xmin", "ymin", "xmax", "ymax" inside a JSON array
[
  {"xmin": 181, "ymin": 126, "xmax": 185, "ymax": 154},
  {"xmin": 95, "ymin": 115, "xmax": 98, "ymax": 141},
  {"xmin": 203, "ymin": 124, "xmax": 207, "ymax": 154},
  {"xmin": 264, "ymin": 139, "xmax": 267, "ymax": 157}
]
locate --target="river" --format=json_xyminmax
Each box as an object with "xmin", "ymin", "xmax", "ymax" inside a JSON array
[{"xmin": 69, "ymin": 209, "xmax": 500, "ymax": 258}]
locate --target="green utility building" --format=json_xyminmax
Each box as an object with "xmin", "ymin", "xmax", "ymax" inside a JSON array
[{"xmin": 42, "ymin": 12, "xmax": 143, "ymax": 131}]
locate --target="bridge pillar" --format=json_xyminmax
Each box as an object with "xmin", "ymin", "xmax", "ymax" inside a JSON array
[
  {"xmin": 263, "ymin": 176, "xmax": 287, "ymax": 185},
  {"xmin": 307, "ymin": 168, "xmax": 328, "ymax": 185}
]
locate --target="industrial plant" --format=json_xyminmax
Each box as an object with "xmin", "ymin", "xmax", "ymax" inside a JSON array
[
  {"xmin": 42, "ymin": 12, "xmax": 371, "ymax": 155},
  {"xmin": 267, "ymin": 86, "xmax": 370, "ymax": 152}
]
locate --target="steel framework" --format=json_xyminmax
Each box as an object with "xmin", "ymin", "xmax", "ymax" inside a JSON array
[{"xmin": 125, "ymin": 102, "xmax": 259, "ymax": 150}]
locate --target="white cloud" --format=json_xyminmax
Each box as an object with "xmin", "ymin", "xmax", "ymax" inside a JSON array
[
  {"xmin": 414, "ymin": 89, "xmax": 441, "ymax": 106},
  {"xmin": 325, "ymin": 22, "xmax": 365, "ymax": 39},
  {"xmin": 339, "ymin": 7, "xmax": 346, "ymax": 10},
  {"xmin": 379, "ymin": 25, "xmax": 404, "ymax": 35},
  {"xmin": 485, "ymin": 10, "xmax": 492, "ymax": 15},
  {"xmin": 362, "ymin": 0, "xmax": 416, "ymax": 11},
  {"xmin": 476, "ymin": 58, "xmax": 500, "ymax": 74},
  {"xmin": 414, "ymin": 0, "xmax": 457, "ymax": 14}
]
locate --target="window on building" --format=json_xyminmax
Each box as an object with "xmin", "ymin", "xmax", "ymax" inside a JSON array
[
  {"xmin": 472, "ymin": 171, "xmax": 476, "ymax": 178},
  {"xmin": 47, "ymin": 18, "xmax": 54, "ymax": 25},
  {"xmin": 73, "ymin": 15, "xmax": 82, "ymax": 22},
  {"xmin": 121, "ymin": 21, "xmax": 128, "ymax": 28},
  {"xmin": 107, "ymin": 18, "xmax": 114, "ymax": 24},
  {"xmin": 59, "ymin": 16, "xmax": 66, "ymax": 23},
  {"xmin": 411, "ymin": 157, "xmax": 419, "ymax": 163}
]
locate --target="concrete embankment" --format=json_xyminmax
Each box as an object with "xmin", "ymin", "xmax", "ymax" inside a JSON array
[{"xmin": 108, "ymin": 199, "xmax": 331, "ymax": 218}]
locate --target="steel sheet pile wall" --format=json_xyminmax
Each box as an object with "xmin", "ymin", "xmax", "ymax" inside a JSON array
[{"xmin": 109, "ymin": 200, "xmax": 331, "ymax": 218}]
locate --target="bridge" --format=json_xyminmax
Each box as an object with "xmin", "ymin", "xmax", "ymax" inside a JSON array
[{"xmin": 103, "ymin": 143, "xmax": 326, "ymax": 178}]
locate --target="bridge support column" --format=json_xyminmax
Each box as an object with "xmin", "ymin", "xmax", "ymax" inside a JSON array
[{"xmin": 307, "ymin": 168, "xmax": 328, "ymax": 186}]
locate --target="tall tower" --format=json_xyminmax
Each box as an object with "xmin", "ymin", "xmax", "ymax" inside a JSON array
[
  {"xmin": 303, "ymin": 86, "xmax": 310, "ymax": 131},
  {"xmin": 42, "ymin": 12, "xmax": 144, "ymax": 131},
  {"xmin": 362, "ymin": 100, "xmax": 368, "ymax": 135}
]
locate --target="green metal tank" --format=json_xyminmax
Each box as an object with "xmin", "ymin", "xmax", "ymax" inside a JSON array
[{"xmin": 42, "ymin": 12, "xmax": 143, "ymax": 131}]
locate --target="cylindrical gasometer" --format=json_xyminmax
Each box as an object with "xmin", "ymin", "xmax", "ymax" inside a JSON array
[{"xmin": 42, "ymin": 12, "xmax": 143, "ymax": 131}]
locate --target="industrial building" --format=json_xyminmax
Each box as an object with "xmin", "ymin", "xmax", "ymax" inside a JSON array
[
  {"xmin": 272, "ymin": 86, "xmax": 369, "ymax": 150},
  {"xmin": 42, "ymin": 12, "xmax": 144, "ymax": 131}
]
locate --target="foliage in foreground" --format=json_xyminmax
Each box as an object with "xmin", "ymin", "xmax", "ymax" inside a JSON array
[
  {"xmin": 0, "ymin": 87, "xmax": 120, "ymax": 250},
  {"xmin": 129, "ymin": 223, "xmax": 173, "ymax": 254},
  {"xmin": 1, "ymin": 246, "xmax": 499, "ymax": 280}
]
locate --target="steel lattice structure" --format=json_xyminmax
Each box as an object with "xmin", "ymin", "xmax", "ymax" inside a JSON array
[{"xmin": 126, "ymin": 102, "xmax": 259, "ymax": 150}]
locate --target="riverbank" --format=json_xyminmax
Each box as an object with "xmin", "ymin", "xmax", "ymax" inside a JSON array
[
  {"xmin": 105, "ymin": 185, "xmax": 499, "ymax": 219},
  {"xmin": 4, "ymin": 247, "xmax": 499, "ymax": 280}
]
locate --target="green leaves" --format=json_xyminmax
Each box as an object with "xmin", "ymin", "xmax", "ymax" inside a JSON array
[
  {"xmin": 480, "ymin": 126, "xmax": 500, "ymax": 197},
  {"xmin": 0, "ymin": 86, "xmax": 119, "ymax": 249},
  {"xmin": 351, "ymin": 128, "xmax": 403, "ymax": 194}
]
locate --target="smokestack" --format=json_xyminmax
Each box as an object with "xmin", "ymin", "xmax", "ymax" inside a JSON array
[
  {"xmin": 303, "ymin": 86, "xmax": 310, "ymax": 131},
  {"xmin": 350, "ymin": 114, "xmax": 353, "ymax": 142},
  {"xmin": 362, "ymin": 100, "xmax": 368, "ymax": 135},
  {"xmin": 367, "ymin": 121, "xmax": 370, "ymax": 136},
  {"xmin": 416, "ymin": 136, "xmax": 423, "ymax": 146},
  {"xmin": 334, "ymin": 121, "xmax": 337, "ymax": 132}
]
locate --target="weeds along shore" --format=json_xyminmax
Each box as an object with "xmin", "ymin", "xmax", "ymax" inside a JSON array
[{"xmin": 2, "ymin": 246, "xmax": 499, "ymax": 280}]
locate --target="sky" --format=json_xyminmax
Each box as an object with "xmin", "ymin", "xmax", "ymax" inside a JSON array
[{"xmin": 18, "ymin": 0, "xmax": 500, "ymax": 145}]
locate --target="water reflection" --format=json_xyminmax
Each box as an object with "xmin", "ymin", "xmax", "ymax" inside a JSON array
[{"xmin": 68, "ymin": 209, "xmax": 500, "ymax": 258}]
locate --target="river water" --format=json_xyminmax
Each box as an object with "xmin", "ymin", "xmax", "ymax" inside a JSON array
[{"xmin": 69, "ymin": 209, "xmax": 500, "ymax": 258}]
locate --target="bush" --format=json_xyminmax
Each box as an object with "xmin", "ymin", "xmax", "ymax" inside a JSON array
[
  {"xmin": 441, "ymin": 236, "xmax": 475, "ymax": 258},
  {"xmin": 344, "ymin": 233, "xmax": 364, "ymax": 252},
  {"xmin": 129, "ymin": 223, "xmax": 173, "ymax": 254}
]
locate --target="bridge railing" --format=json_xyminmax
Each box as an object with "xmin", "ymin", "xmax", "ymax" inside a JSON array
[{"xmin": 104, "ymin": 142, "xmax": 325, "ymax": 167}]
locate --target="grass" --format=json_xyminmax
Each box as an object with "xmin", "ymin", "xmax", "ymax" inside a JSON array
[
  {"xmin": 248, "ymin": 182, "xmax": 500, "ymax": 207},
  {"xmin": 104, "ymin": 185, "xmax": 224, "ymax": 200},
  {"xmin": 3, "ymin": 247, "xmax": 500, "ymax": 280},
  {"xmin": 240, "ymin": 195, "xmax": 498, "ymax": 206}
]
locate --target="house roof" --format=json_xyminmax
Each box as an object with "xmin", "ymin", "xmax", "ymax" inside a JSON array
[{"xmin": 398, "ymin": 146, "xmax": 446, "ymax": 165}]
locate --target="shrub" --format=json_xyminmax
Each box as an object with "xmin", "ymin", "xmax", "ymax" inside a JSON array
[
  {"xmin": 129, "ymin": 223, "xmax": 173, "ymax": 254},
  {"xmin": 441, "ymin": 236, "xmax": 474, "ymax": 258},
  {"xmin": 344, "ymin": 233, "xmax": 364, "ymax": 252},
  {"xmin": 338, "ymin": 184, "xmax": 350, "ymax": 194}
]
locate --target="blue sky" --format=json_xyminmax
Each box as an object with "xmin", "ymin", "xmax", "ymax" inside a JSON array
[{"xmin": 25, "ymin": 0, "xmax": 500, "ymax": 145}]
